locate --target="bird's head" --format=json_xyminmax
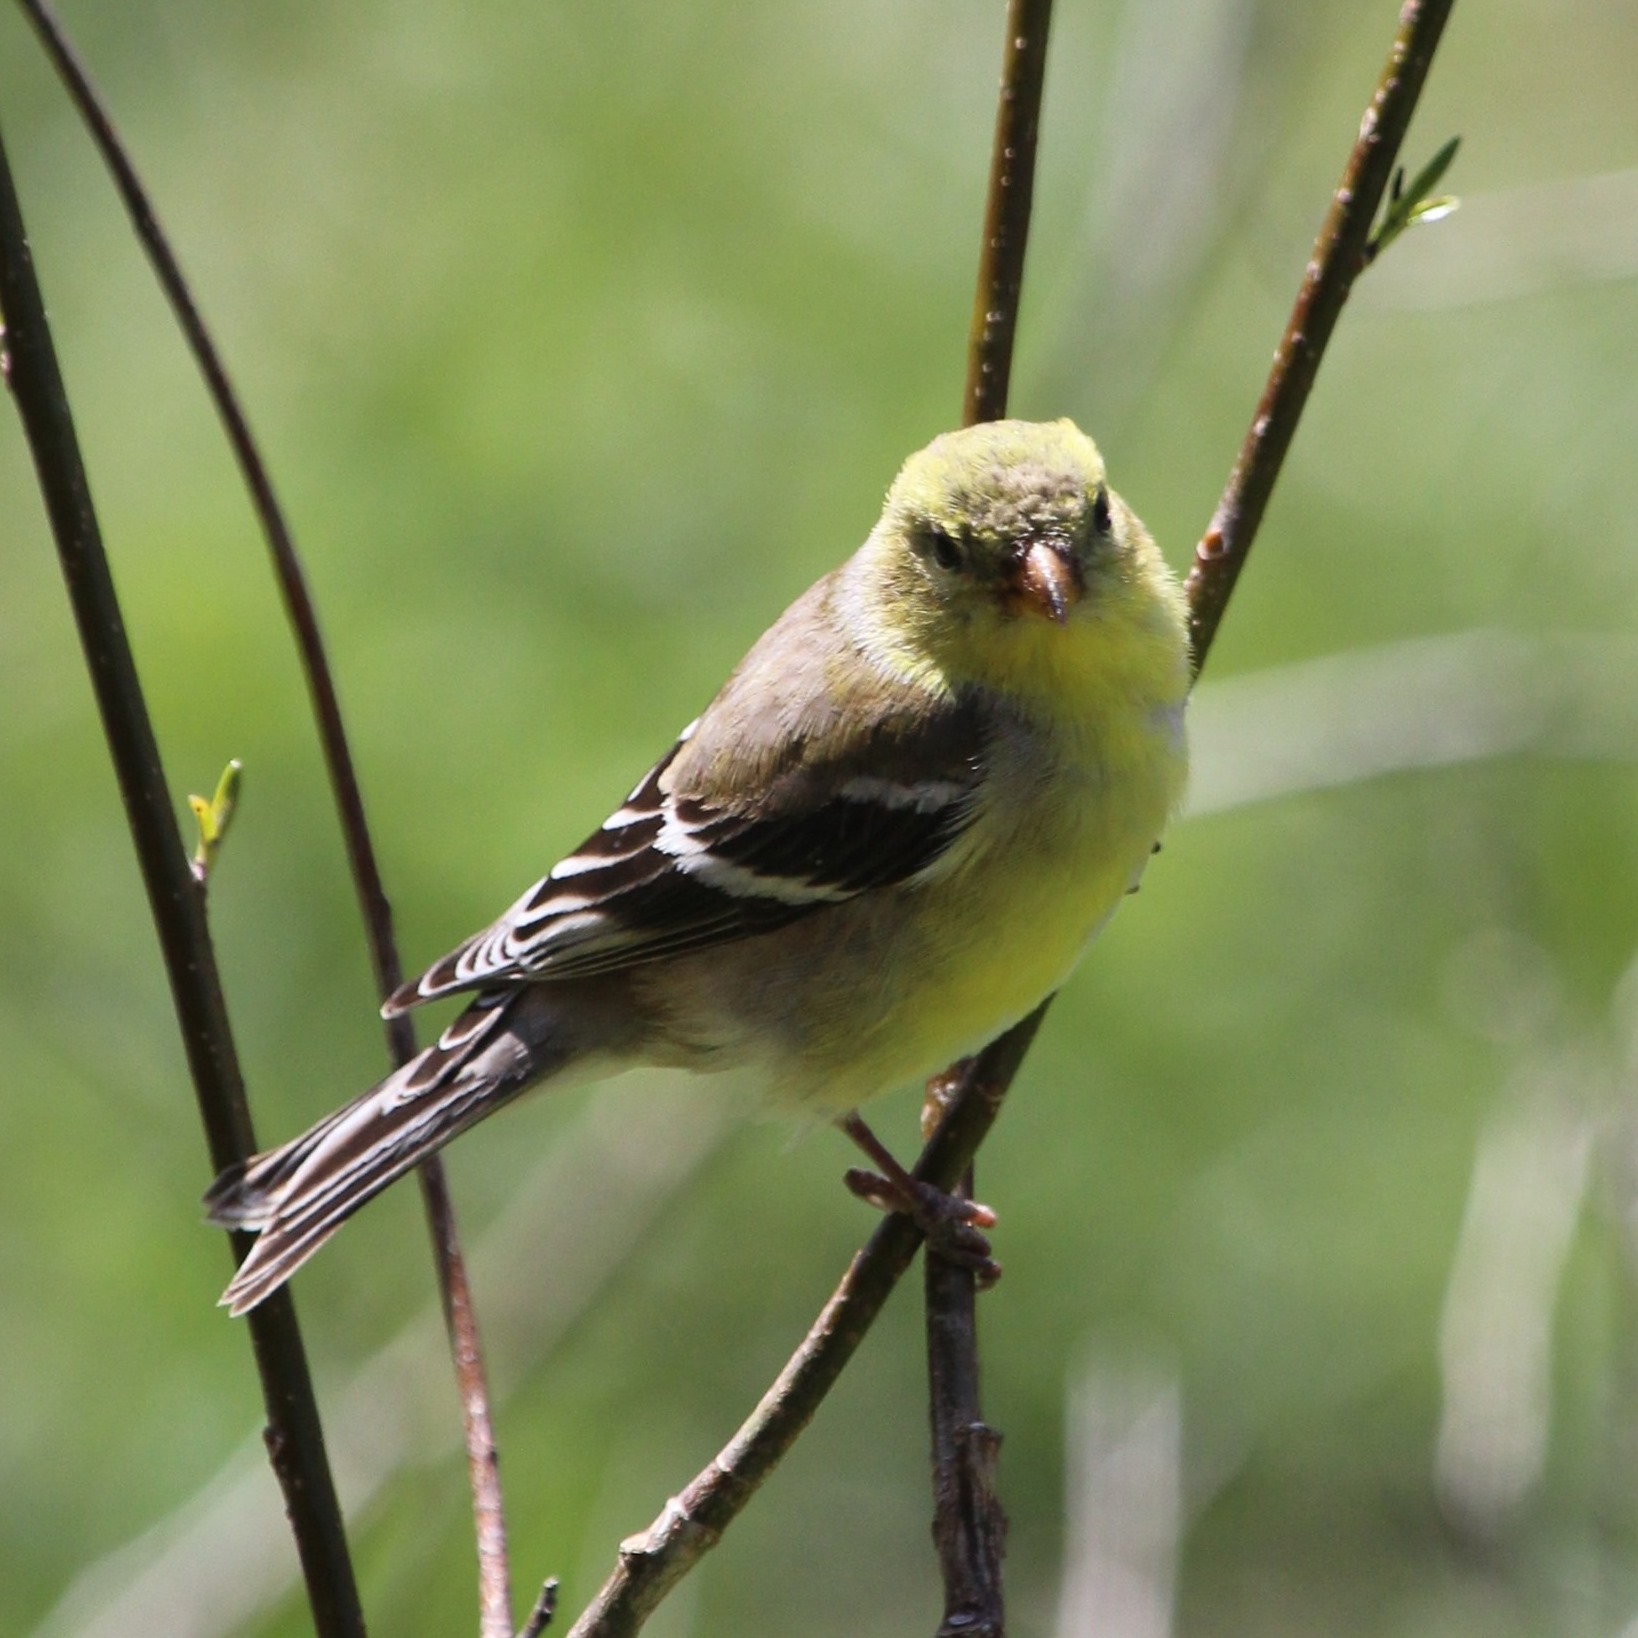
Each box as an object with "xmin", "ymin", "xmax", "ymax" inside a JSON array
[{"xmin": 849, "ymin": 419, "xmax": 1182, "ymax": 698}]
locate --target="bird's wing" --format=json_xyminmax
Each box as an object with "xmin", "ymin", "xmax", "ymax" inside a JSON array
[{"xmin": 385, "ymin": 666, "xmax": 987, "ymax": 1013}]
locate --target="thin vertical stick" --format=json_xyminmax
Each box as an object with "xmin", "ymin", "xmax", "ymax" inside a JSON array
[
  {"xmin": 13, "ymin": 2, "xmax": 518, "ymax": 1627},
  {"xmin": 963, "ymin": 0, "xmax": 1056, "ymax": 428},
  {"xmin": 0, "ymin": 116, "xmax": 366, "ymax": 1638},
  {"xmin": 925, "ymin": 1207, "xmax": 1006, "ymax": 1638},
  {"xmin": 927, "ymin": 1, "xmax": 1057, "ymax": 1627}
]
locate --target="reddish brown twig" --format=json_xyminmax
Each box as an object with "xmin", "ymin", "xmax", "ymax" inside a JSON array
[
  {"xmin": 1186, "ymin": 0, "xmax": 1457, "ymax": 679},
  {"xmin": 963, "ymin": 0, "xmax": 1055, "ymax": 428},
  {"xmin": 423, "ymin": 1164, "xmax": 513, "ymax": 1637},
  {"xmin": 13, "ymin": 2, "xmax": 520, "ymax": 1627}
]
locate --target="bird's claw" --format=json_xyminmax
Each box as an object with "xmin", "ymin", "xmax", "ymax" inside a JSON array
[{"xmin": 843, "ymin": 1167, "xmax": 1002, "ymax": 1287}]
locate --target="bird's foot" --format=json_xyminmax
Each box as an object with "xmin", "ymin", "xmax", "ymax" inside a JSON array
[
  {"xmin": 843, "ymin": 1166, "xmax": 1002, "ymax": 1285},
  {"xmin": 839, "ymin": 1111, "xmax": 1001, "ymax": 1287}
]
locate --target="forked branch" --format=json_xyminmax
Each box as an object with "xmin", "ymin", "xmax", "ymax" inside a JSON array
[{"xmin": 565, "ymin": 2, "xmax": 1459, "ymax": 1633}]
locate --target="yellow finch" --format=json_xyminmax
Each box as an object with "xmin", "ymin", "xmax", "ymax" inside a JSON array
[{"xmin": 207, "ymin": 418, "xmax": 1189, "ymax": 1314}]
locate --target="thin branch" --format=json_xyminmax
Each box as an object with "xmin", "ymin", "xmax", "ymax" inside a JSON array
[
  {"xmin": 927, "ymin": 0, "xmax": 1057, "ymax": 1627},
  {"xmin": 13, "ymin": 2, "xmax": 521, "ymax": 1626},
  {"xmin": 566, "ymin": 0, "xmax": 1458, "ymax": 1630},
  {"xmin": 0, "ymin": 116, "xmax": 366, "ymax": 1638},
  {"xmin": 924, "ymin": 1168, "xmax": 1006, "ymax": 1638},
  {"xmin": 963, "ymin": 0, "xmax": 1055, "ymax": 427},
  {"xmin": 518, "ymin": 1580, "xmax": 559, "ymax": 1638},
  {"xmin": 564, "ymin": 1014, "xmax": 1044, "ymax": 1638},
  {"xmin": 423, "ymin": 1164, "xmax": 514, "ymax": 1638},
  {"xmin": 1186, "ymin": 0, "xmax": 1457, "ymax": 679}
]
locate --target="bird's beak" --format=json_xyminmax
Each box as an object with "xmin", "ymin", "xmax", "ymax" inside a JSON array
[{"xmin": 1009, "ymin": 537, "xmax": 1083, "ymax": 625}]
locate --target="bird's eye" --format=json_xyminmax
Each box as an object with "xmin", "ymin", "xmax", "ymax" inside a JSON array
[
  {"xmin": 1091, "ymin": 487, "xmax": 1112, "ymax": 535},
  {"xmin": 926, "ymin": 528, "xmax": 964, "ymax": 571}
]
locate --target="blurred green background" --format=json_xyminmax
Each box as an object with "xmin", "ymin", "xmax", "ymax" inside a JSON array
[{"xmin": 3, "ymin": 1, "xmax": 1637, "ymax": 1633}]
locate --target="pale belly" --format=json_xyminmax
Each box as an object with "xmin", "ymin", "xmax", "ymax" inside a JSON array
[{"xmin": 643, "ymin": 721, "xmax": 1183, "ymax": 1112}]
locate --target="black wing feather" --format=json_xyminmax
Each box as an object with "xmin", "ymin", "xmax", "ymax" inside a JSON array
[{"xmin": 385, "ymin": 692, "xmax": 988, "ymax": 1014}]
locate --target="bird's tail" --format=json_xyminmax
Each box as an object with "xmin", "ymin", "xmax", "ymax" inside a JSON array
[{"xmin": 206, "ymin": 989, "xmax": 582, "ymax": 1315}]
